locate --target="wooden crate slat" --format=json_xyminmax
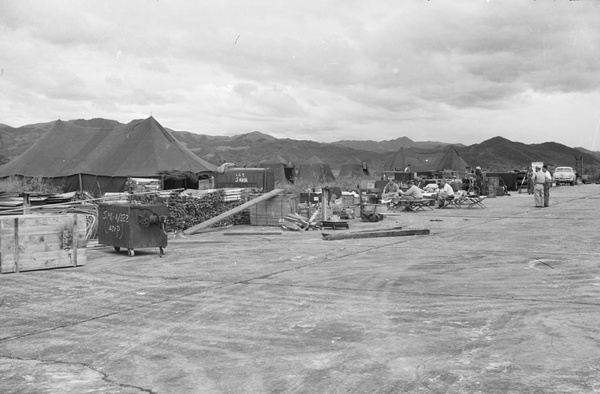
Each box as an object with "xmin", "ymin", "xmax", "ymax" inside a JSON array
[
  {"xmin": 0, "ymin": 214, "xmax": 88, "ymax": 274},
  {"xmin": 0, "ymin": 215, "xmax": 75, "ymax": 228},
  {"xmin": 1, "ymin": 225, "xmax": 86, "ymax": 237},
  {"xmin": 250, "ymin": 195, "xmax": 297, "ymax": 226},
  {"xmin": 1, "ymin": 248, "xmax": 87, "ymax": 272}
]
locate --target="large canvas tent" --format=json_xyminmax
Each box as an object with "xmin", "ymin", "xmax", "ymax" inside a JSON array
[
  {"xmin": 0, "ymin": 117, "xmax": 217, "ymax": 195},
  {"xmin": 434, "ymin": 145, "xmax": 469, "ymax": 172},
  {"xmin": 338, "ymin": 157, "xmax": 369, "ymax": 178},
  {"xmin": 259, "ymin": 155, "xmax": 295, "ymax": 184},
  {"xmin": 296, "ymin": 156, "xmax": 335, "ymax": 183}
]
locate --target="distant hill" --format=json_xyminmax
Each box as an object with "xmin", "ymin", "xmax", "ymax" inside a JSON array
[
  {"xmin": 458, "ymin": 137, "xmax": 600, "ymax": 172},
  {"xmin": 332, "ymin": 137, "xmax": 462, "ymax": 153},
  {"xmin": 574, "ymin": 147, "xmax": 600, "ymax": 163},
  {"xmin": 1, "ymin": 118, "xmax": 599, "ymax": 173}
]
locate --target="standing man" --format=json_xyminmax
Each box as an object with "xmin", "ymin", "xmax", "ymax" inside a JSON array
[
  {"xmin": 474, "ymin": 166, "xmax": 484, "ymax": 193},
  {"xmin": 532, "ymin": 166, "xmax": 545, "ymax": 207},
  {"xmin": 542, "ymin": 165, "xmax": 552, "ymax": 207},
  {"xmin": 526, "ymin": 166, "xmax": 535, "ymax": 195}
]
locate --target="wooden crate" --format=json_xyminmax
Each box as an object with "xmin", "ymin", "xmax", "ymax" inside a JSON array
[
  {"xmin": 0, "ymin": 214, "xmax": 88, "ymax": 274},
  {"xmin": 250, "ymin": 194, "xmax": 298, "ymax": 226},
  {"xmin": 341, "ymin": 195, "xmax": 357, "ymax": 206}
]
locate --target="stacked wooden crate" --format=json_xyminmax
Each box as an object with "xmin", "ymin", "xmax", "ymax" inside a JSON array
[
  {"xmin": 341, "ymin": 194, "xmax": 357, "ymax": 206},
  {"xmin": 0, "ymin": 213, "xmax": 87, "ymax": 273},
  {"xmin": 250, "ymin": 193, "xmax": 298, "ymax": 226}
]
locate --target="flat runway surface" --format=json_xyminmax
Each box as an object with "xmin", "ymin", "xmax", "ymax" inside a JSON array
[{"xmin": 1, "ymin": 185, "xmax": 600, "ymax": 393}]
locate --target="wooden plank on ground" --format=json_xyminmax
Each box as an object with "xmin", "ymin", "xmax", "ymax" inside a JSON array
[
  {"xmin": 223, "ymin": 232, "xmax": 283, "ymax": 236},
  {"xmin": 322, "ymin": 228, "xmax": 430, "ymax": 241},
  {"xmin": 184, "ymin": 189, "xmax": 284, "ymax": 235}
]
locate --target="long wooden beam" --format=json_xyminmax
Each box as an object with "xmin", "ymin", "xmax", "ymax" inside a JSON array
[
  {"xmin": 322, "ymin": 228, "xmax": 430, "ymax": 241},
  {"xmin": 183, "ymin": 189, "xmax": 284, "ymax": 235}
]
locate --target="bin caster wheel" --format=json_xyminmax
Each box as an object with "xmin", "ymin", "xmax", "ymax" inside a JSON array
[
  {"xmin": 127, "ymin": 249, "xmax": 135, "ymax": 257},
  {"xmin": 114, "ymin": 247, "xmax": 121, "ymax": 252},
  {"xmin": 159, "ymin": 247, "xmax": 165, "ymax": 255}
]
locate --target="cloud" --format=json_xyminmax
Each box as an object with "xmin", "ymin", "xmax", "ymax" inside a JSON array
[{"xmin": 1, "ymin": 0, "xmax": 600, "ymax": 147}]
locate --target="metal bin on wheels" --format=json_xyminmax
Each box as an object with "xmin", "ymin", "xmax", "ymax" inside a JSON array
[{"xmin": 98, "ymin": 203, "xmax": 168, "ymax": 257}]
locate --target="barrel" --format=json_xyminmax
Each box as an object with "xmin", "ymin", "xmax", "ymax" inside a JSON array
[{"xmin": 486, "ymin": 177, "xmax": 499, "ymax": 198}]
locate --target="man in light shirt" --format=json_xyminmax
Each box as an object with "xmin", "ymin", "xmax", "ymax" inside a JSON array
[
  {"xmin": 542, "ymin": 165, "xmax": 552, "ymax": 207},
  {"xmin": 400, "ymin": 180, "xmax": 423, "ymax": 200},
  {"xmin": 382, "ymin": 178, "xmax": 400, "ymax": 205},
  {"xmin": 437, "ymin": 179, "xmax": 455, "ymax": 208},
  {"xmin": 532, "ymin": 166, "xmax": 545, "ymax": 207}
]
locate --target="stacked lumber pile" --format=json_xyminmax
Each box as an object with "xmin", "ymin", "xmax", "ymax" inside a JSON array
[
  {"xmin": 279, "ymin": 213, "xmax": 320, "ymax": 231},
  {"xmin": 221, "ymin": 188, "xmax": 244, "ymax": 202}
]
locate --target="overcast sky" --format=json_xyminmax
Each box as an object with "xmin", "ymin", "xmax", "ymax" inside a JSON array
[{"xmin": 1, "ymin": 1, "xmax": 600, "ymax": 148}]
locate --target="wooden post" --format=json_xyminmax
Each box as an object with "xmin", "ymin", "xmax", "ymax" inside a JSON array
[
  {"xmin": 0, "ymin": 220, "xmax": 3, "ymax": 273},
  {"xmin": 359, "ymin": 188, "xmax": 364, "ymax": 214},
  {"xmin": 321, "ymin": 189, "xmax": 328, "ymax": 221},
  {"xmin": 22, "ymin": 194, "xmax": 31, "ymax": 215},
  {"xmin": 78, "ymin": 173, "xmax": 83, "ymax": 193},
  {"xmin": 13, "ymin": 218, "xmax": 19, "ymax": 273},
  {"xmin": 72, "ymin": 215, "xmax": 78, "ymax": 267}
]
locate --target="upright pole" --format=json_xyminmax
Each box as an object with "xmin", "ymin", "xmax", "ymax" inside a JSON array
[
  {"xmin": 22, "ymin": 193, "xmax": 31, "ymax": 215},
  {"xmin": 321, "ymin": 189, "xmax": 328, "ymax": 221}
]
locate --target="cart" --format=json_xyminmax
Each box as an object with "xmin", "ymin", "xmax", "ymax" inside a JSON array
[{"xmin": 98, "ymin": 203, "xmax": 168, "ymax": 257}]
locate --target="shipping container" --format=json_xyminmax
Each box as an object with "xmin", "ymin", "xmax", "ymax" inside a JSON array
[{"xmin": 214, "ymin": 168, "xmax": 275, "ymax": 191}]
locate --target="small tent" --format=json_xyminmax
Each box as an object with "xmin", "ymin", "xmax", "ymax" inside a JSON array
[
  {"xmin": 259, "ymin": 155, "xmax": 295, "ymax": 184},
  {"xmin": 0, "ymin": 117, "xmax": 217, "ymax": 195},
  {"xmin": 387, "ymin": 147, "xmax": 406, "ymax": 171},
  {"xmin": 338, "ymin": 157, "xmax": 369, "ymax": 178},
  {"xmin": 434, "ymin": 145, "xmax": 469, "ymax": 172},
  {"xmin": 296, "ymin": 156, "xmax": 335, "ymax": 184}
]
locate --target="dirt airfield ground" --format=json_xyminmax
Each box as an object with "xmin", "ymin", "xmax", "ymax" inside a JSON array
[{"xmin": 1, "ymin": 185, "xmax": 600, "ymax": 393}]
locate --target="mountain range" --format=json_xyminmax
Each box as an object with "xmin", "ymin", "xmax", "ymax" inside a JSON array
[{"xmin": 0, "ymin": 118, "xmax": 599, "ymax": 174}]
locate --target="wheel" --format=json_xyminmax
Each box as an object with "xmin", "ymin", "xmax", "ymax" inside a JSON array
[
  {"xmin": 571, "ymin": 180, "xmax": 576, "ymax": 186},
  {"xmin": 114, "ymin": 246, "xmax": 121, "ymax": 252},
  {"xmin": 127, "ymin": 249, "xmax": 135, "ymax": 257},
  {"xmin": 469, "ymin": 186, "xmax": 480, "ymax": 196}
]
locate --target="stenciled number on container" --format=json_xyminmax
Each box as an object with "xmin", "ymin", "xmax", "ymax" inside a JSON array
[
  {"xmin": 102, "ymin": 210, "xmax": 128, "ymax": 239},
  {"xmin": 235, "ymin": 172, "xmax": 248, "ymax": 183}
]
